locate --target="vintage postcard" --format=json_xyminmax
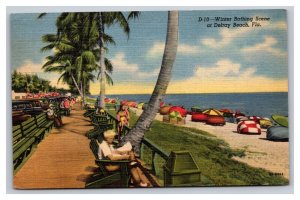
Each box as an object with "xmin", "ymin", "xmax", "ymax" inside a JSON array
[{"xmin": 11, "ymin": 9, "xmax": 289, "ymax": 189}]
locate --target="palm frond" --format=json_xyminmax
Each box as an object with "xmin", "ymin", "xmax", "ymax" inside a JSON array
[
  {"xmin": 41, "ymin": 34, "xmax": 58, "ymax": 43},
  {"xmin": 81, "ymin": 51, "xmax": 96, "ymax": 65},
  {"xmin": 105, "ymin": 72, "xmax": 114, "ymax": 85},
  {"xmin": 103, "ymin": 33, "xmax": 116, "ymax": 45},
  {"xmin": 112, "ymin": 12, "xmax": 130, "ymax": 38},
  {"xmin": 38, "ymin": 13, "xmax": 47, "ymax": 19},
  {"xmin": 127, "ymin": 11, "xmax": 141, "ymax": 20},
  {"xmin": 104, "ymin": 58, "xmax": 113, "ymax": 74}
]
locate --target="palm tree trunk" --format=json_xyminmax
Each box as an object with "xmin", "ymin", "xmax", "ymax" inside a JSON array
[
  {"xmin": 99, "ymin": 13, "xmax": 106, "ymax": 109},
  {"xmin": 70, "ymin": 73, "xmax": 83, "ymax": 97},
  {"xmin": 83, "ymin": 78, "xmax": 86, "ymax": 105},
  {"xmin": 80, "ymin": 81, "xmax": 84, "ymax": 105},
  {"xmin": 122, "ymin": 11, "xmax": 178, "ymax": 154}
]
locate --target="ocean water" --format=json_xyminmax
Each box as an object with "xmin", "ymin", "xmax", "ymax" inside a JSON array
[{"xmin": 90, "ymin": 92, "xmax": 288, "ymax": 118}]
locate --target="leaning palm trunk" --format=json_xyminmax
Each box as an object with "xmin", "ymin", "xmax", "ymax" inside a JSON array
[
  {"xmin": 99, "ymin": 13, "xmax": 106, "ymax": 109},
  {"xmin": 122, "ymin": 11, "xmax": 178, "ymax": 154},
  {"xmin": 70, "ymin": 73, "xmax": 84, "ymax": 99},
  {"xmin": 80, "ymin": 81, "xmax": 85, "ymax": 105}
]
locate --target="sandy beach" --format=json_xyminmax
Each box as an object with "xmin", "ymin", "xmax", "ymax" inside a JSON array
[{"xmin": 132, "ymin": 108, "xmax": 289, "ymax": 179}]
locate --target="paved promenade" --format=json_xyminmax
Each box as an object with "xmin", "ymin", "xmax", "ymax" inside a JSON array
[{"xmin": 14, "ymin": 103, "xmax": 97, "ymax": 189}]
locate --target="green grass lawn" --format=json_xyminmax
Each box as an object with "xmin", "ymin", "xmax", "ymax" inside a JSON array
[
  {"xmin": 108, "ymin": 108, "xmax": 288, "ymax": 186},
  {"xmin": 86, "ymin": 97, "xmax": 96, "ymax": 104},
  {"xmin": 145, "ymin": 121, "xmax": 289, "ymax": 186}
]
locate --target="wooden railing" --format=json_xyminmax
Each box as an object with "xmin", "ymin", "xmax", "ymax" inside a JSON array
[
  {"xmin": 140, "ymin": 138, "xmax": 169, "ymax": 176},
  {"xmin": 85, "ymin": 107, "xmax": 206, "ymax": 187}
]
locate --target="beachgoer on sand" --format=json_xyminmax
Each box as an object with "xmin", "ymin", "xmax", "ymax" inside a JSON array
[
  {"xmin": 116, "ymin": 105, "xmax": 130, "ymax": 140},
  {"xmin": 98, "ymin": 130, "xmax": 149, "ymax": 187}
]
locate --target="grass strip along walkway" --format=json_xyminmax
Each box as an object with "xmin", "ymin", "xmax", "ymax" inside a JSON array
[{"xmin": 109, "ymin": 109, "xmax": 288, "ymax": 186}]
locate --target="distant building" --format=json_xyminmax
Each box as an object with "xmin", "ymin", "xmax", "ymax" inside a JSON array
[{"xmin": 12, "ymin": 90, "xmax": 27, "ymax": 100}]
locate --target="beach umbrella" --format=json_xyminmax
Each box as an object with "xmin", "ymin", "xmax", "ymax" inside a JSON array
[
  {"xmin": 271, "ymin": 115, "xmax": 288, "ymax": 127},
  {"xmin": 237, "ymin": 120, "xmax": 261, "ymax": 135},
  {"xmin": 202, "ymin": 108, "xmax": 222, "ymax": 116},
  {"xmin": 137, "ymin": 102, "xmax": 144, "ymax": 109},
  {"xmin": 127, "ymin": 101, "xmax": 137, "ymax": 108},
  {"xmin": 160, "ymin": 106, "xmax": 171, "ymax": 115},
  {"xmin": 267, "ymin": 126, "xmax": 289, "ymax": 141},
  {"xmin": 169, "ymin": 111, "xmax": 183, "ymax": 120},
  {"xmin": 219, "ymin": 108, "xmax": 233, "ymax": 114},
  {"xmin": 121, "ymin": 100, "xmax": 128, "ymax": 106},
  {"xmin": 191, "ymin": 106, "xmax": 202, "ymax": 113},
  {"xmin": 206, "ymin": 115, "xmax": 226, "ymax": 126},
  {"xmin": 248, "ymin": 116, "xmax": 261, "ymax": 123},
  {"xmin": 235, "ymin": 110, "xmax": 246, "ymax": 117},
  {"xmin": 191, "ymin": 113, "xmax": 208, "ymax": 122},
  {"xmin": 160, "ymin": 101, "xmax": 165, "ymax": 107},
  {"xmin": 169, "ymin": 106, "xmax": 188, "ymax": 117},
  {"xmin": 259, "ymin": 118, "xmax": 273, "ymax": 129}
]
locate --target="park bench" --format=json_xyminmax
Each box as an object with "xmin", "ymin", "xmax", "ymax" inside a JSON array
[
  {"xmin": 13, "ymin": 118, "xmax": 46, "ymax": 171},
  {"xmin": 20, "ymin": 117, "xmax": 47, "ymax": 143},
  {"xmin": 86, "ymin": 114, "xmax": 114, "ymax": 139},
  {"xmin": 83, "ymin": 108, "xmax": 96, "ymax": 118},
  {"xmin": 85, "ymin": 139, "xmax": 130, "ymax": 188},
  {"xmin": 13, "ymin": 113, "xmax": 54, "ymax": 172},
  {"xmin": 35, "ymin": 112, "xmax": 54, "ymax": 132}
]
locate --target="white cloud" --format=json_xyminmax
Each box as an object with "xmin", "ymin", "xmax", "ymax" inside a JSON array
[
  {"xmin": 111, "ymin": 53, "xmax": 139, "ymax": 73},
  {"xmin": 178, "ymin": 44, "xmax": 201, "ymax": 54},
  {"xmin": 201, "ymin": 19, "xmax": 287, "ymax": 49},
  {"xmin": 15, "ymin": 60, "xmax": 43, "ymax": 74},
  {"xmin": 270, "ymin": 21, "xmax": 288, "ymax": 30},
  {"xmin": 241, "ymin": 36, "xmax": 287, "ymax": 57},
  {"xmin": 201, "ymin": 27, "xmax": 252, "ymax": 49},
  {"xmin": 15, "ymin": 59, "xmax": 68, "ymax": 89},
  {"xmin": 110, "ymin": 52, "xmax": 160, "ymax": 78},
  {"xmin": 167, "ymin": 59, "xmax": 287, "ymax": 93},
  {"xmin": 195, "ymin": 59, "xmax": 241, "ymax": 78},
  {"xmin": 147, "ymin": 42, "xmax": 201, "ymax": 57},
  {"xmin": 90, "ymin": 59, "xmax": 287, "ymax": 94}
]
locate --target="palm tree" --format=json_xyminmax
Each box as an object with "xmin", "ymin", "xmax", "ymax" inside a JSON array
[
  {"xmin": 122, "ymin": 11, "xmax": 179, "ymax": 154},
  {"xmin": 40, "ymin": 13, "xmax": 116, "ymax": 104},
  {"xmin": 11, "ymin": 70, "xmax": 54, "ymax": 93},
  {"xmin": 41, "ymin": 33, "xmax": 96, "ymax": 103},
  {"xmin": 11, "ymin": 70, "xmax": 24, "ymax": 92},
  {"xmin": 96, "ymin": 12, "xmax": 140, "ymax": 108}
]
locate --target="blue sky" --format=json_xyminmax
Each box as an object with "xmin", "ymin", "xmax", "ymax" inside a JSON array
[{"xmin": 11, "ymin": 10, "xmax": 288, "ymax": 94}]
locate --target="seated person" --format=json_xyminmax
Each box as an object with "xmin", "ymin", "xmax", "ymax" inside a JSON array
[{"xmin": 98, "ymin": 130, "xmax": 148, "ymax": 187}]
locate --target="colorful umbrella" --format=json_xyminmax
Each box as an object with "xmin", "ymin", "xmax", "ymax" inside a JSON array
[
  {"xmin": 169, "ymin": 106, "xmax": 188, "ymax": 117},
  {"xmin": 271, "ymin": 115, "xmax": 288, "ymax": 127},
  {"xmin": 137, "ymin": 102, "xmax": 144, "ymax": 109},
  {"xmin": 219, "ymin": 108, "xmax": 233, "ymax": 114},
  {"xmin": 191, "ymin": 106, "xmax": 202, "ymax": 113},
  {"xmin": 169, "ymin": 111, "xmax": 183, "ymax": 120},
  {"xmin": 202, "ymin": 108, "xmax": 222, "ymax": 116}
]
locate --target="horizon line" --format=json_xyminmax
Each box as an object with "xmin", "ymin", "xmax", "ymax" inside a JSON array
[{"xmin": 89, "ymin": 91, "xmax": 288, "ymax": 96}]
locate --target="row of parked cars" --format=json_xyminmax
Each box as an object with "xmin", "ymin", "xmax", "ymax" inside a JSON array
[{"xmin": 12, "ymin": 97, "xmax": 68, "ymax": 125}]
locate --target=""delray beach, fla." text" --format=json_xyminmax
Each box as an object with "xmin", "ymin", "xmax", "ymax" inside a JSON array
[{"xmin": 198, "ymin": 16, "xmax": 271, "ymax": 28}]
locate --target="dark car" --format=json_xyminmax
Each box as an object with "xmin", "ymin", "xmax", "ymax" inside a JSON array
[{"xmin": 12, "ymin": 99, "xmax": 44, "ymax": 116}]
